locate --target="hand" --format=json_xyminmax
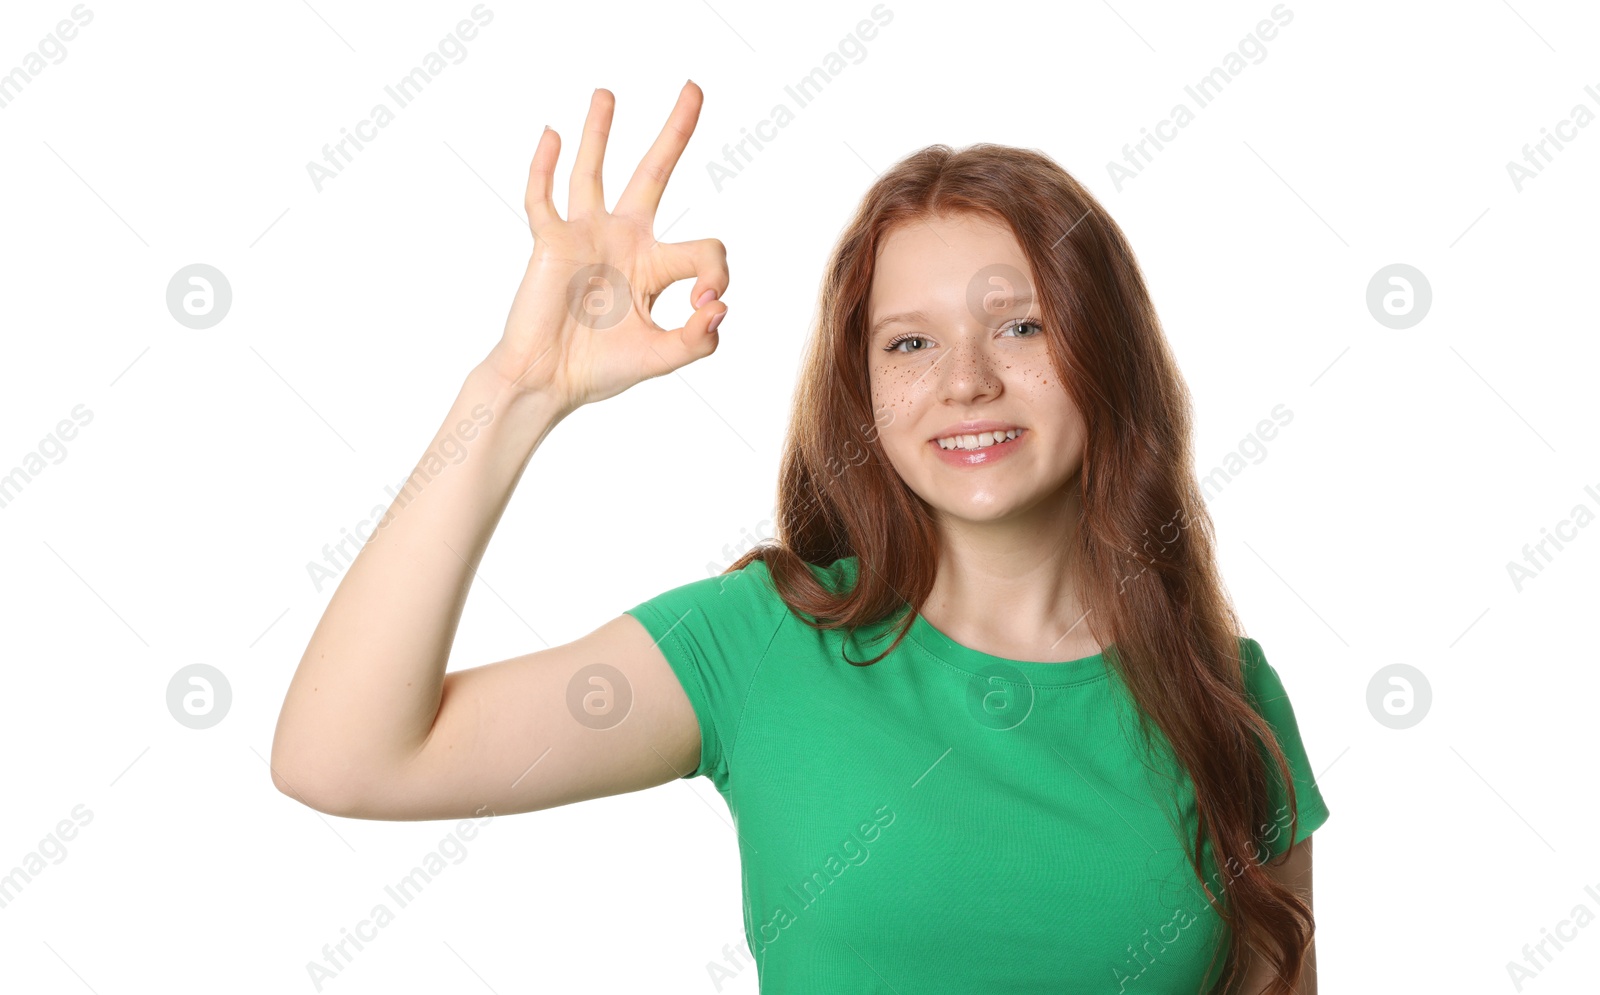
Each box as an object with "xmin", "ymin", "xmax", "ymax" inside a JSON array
[{"xmin": 484, "ymin": 81, "xmax": 729, "ymax": 416}]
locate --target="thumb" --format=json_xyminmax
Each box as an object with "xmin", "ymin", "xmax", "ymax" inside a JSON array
[
  {"xmin": 640, "ymin": 236, "xmax": 730, "ymax": 377},
  {"xmin": 645, "ymin": 299, "xmax": 726, "ymax": 379}
]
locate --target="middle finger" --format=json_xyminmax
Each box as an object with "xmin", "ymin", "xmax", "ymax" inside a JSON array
[{"xmin": 569, "ymin": 88, "xmax": 616, "ymax": 217}]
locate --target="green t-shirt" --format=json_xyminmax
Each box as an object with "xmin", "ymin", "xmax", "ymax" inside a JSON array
[{"xmin": 625, "ymin": 555, "xmax": 1330, "ymax": 994}]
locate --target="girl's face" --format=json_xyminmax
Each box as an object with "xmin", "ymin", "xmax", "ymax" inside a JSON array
[{"xmin": 866, "ymin": 212, "xmax": 1087, "ymax": 526}]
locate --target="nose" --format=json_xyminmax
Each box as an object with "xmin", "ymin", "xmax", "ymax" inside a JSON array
[{"xmin": 933, "ymin": 330, "xmax": 1003, "ymax": 405}]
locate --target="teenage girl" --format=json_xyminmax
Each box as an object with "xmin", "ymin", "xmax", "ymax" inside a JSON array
[{"xmin": 272, "ymin": 80, "xmax": 1327, "ymax": 994}]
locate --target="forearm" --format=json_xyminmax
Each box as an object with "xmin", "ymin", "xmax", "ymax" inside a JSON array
[{"xmin": 271, "ymin": 359, "xmax": 567, "ymax": 793}]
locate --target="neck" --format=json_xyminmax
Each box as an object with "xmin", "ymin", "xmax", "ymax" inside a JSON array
[{"xmin": 922, "ymin": 481, "xmax": 1101, "ymax": 663}]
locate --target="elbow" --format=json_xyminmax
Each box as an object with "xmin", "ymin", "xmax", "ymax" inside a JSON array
[
  {"xmin": 269, "ymin": 715, "xmax": 425, "ymax": 819},
  {"xmin": 269, "ymin": 753, "xmax": 326, "ymax": 812},
  {"xmin": 269, "ymin": 744, "xmax": 364, "ymax": 818},
  {"xmin": 272, "ymin": 767, "xmax": 367, "ymax": 819}
]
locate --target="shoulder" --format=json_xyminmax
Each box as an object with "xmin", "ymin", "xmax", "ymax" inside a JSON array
[
  {"xmin": 1235, "ymin": 636, "xmax": 1310, "ymax": 748},
  {"xmin": 624, "ymin": 552, "xmax": 860, "ymax": 643},
  {"xmin": 807, "ymin": 554, "xmax": 861, "ymax": 594},
  {"xmin": 1233, "ymin": 635, "xmax": 1332, "ymax": 854},
  {"xmin": 626, "ymin": 556, "xmax": 786, "ymax": 629},
  {"xmin": 1238, "ymin": 635, "xmax": 1287, "ymax": 700}
]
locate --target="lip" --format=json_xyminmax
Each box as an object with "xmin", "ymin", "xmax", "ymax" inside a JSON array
[
  {"xmin": 928, "ymin": 420, "xmax": 1024, "ymax": 443},
  {"xmin": 929, "ymin": 426, "xmax": 1027, "ymax": 468}
]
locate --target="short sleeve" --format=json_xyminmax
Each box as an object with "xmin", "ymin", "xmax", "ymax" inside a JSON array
[
  {"xmin": 623, "ymin": 559, "xmax": 790, "ymax": 790},
  {"xmin": 1240, "ymin": 637, "xmax": 1331, "ymax": 857}
]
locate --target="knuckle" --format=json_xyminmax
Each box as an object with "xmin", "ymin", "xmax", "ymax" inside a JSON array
[{"xmin": 641, "ymin": 160, "xmax": 670, "ymax": 186}]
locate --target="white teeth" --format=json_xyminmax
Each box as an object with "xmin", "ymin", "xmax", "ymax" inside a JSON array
[{"xmin": 936, "ymin": 429, "xmax": 1021, "ymax": 450}]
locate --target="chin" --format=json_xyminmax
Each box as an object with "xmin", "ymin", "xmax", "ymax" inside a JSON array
[{"xmin": 928, "ymin": 492, "xmax": 1028, "ymax": 521}]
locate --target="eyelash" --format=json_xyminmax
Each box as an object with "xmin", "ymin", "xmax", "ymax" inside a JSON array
[{"xmin": 883, "ymin": 318, "xmax": 1045, "ymax": 354}]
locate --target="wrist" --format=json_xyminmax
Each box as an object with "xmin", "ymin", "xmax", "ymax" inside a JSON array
[
  {"xmin": 467, "ymin": 353, "xmax": 572, "ymax": 423},
  {"xmin": 459, "ymin": 358, "xmax": 572, "ymax": 464}
]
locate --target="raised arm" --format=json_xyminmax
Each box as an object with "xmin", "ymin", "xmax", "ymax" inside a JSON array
[{"xmin": 269, "ymin": 82, "xmax": 730, "ymax": 820}]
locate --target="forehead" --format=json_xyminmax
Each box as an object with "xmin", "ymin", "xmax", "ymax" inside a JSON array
[{"xmin": 868, "ymin": 213, "xmax": 1033, "ymax": 315}]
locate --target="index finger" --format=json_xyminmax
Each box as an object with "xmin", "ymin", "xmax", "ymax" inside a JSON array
[{"xmin": 613, "ymin": 80, "xmax": 702, "ymax": 223}]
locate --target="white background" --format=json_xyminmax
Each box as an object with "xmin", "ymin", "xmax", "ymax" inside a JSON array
[{"xmin": 2, "ymin": 0, "xmax": 1597, "ymax": 992}]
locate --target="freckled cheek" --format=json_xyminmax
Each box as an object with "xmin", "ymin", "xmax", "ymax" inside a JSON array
[
  {"xmin": 997, "ymin": 358, "xmax": 1081, "ymax": 440},
  {"xmin": 1002, "ymin": 359, "xmax": 1070, "ymax": 416},
  {"xmin": 869, "ymin": 363, "xmax": 932, "ymax": 458},
  {"xmin": 1012, "ymin": 354, "xmax": 1062, "ymax": 393},
  {"xmin": 871, "ymin": 363, "xmax": 925, "ymax": 409}
]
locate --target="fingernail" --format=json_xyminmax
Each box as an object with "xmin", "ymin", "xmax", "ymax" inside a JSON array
[
  {"xmin": 708, "ymin": 310, "xmax": 725, "ymax": 334},
  {"xmin": 695, "ymin": 288, "xmax": 718, "ymax": 308}
]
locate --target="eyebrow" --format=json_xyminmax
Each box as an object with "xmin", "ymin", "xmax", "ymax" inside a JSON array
[{"xmin": 870, "ymin": 294, "xmax": 1035, "ymax": 337}]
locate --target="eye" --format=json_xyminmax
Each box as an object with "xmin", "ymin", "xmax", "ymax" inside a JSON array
[
  {"xmin": 882, "ymin": 319, "xmax": 1044, "ymax": 354},
  {"xmin": 1001, "ymin": 318, "xmax": 1045, "ymax": 338},
  {"xmin": 884, "ymin": 334, "xmax": 932, "ymax": 354}
]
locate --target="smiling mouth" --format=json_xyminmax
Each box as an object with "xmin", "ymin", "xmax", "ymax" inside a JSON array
[{"xmin": 932, "ymin": 428, "xmax": 1025, "ymax": 452}]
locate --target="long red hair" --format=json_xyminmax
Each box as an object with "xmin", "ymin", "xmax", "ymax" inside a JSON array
[{"xmin": 726, "ymin": 142, "xmax": 1313, "ymax": 993}]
